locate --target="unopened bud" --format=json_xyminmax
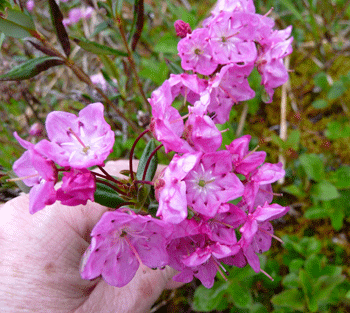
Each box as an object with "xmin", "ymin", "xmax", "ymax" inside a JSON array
[
  {"xmin": 174, "ymin": 20, "xmax": 192, "ymax": 38},
  {"xmin": 29, "ymin": 122, "xmax": 44, "ymax": 137}
]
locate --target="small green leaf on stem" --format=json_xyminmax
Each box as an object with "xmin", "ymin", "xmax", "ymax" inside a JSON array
[
  {"xmin": 0, "ymin": 56, "xmax": 64, "ymax": 81},
  {"xmin": 73, "ymin": 37, "xmax": 127, "ymax": 56},
  {"xmin": 136, "ymin": 139, "xmax": 158, "ymax": 182},
  {"xmin": 94, "ymin": 181, "xmax": 127, "ymax": 208}
]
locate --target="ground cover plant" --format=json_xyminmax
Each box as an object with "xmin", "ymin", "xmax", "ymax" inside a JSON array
[{"xmin": 0, "ymin": 0, "xmax": 349, "ymax": 312}]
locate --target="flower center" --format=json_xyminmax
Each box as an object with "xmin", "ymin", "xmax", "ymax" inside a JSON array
[{"xmin": 194, "ymin": 48, "xmax": 203, "ymax": 55}]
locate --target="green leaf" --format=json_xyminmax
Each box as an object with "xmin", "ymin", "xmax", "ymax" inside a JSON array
[
  {"xmin": 271, "ymin": 288, "xmax": 305, "ymax": 311},
  {"xmin": 0, "ymin": 56, "xmax": 64, "ymax": 81},
  {"xmin": 286, "ymin": 130, "xmax": 300, "ymax": 151},
  {"xmin": 73, "ymin": 37, "xmax": 128, "ymax": 57},
  {"xmin": 136, "ymin": 184, "xmax": 150, "ymax": 211},
  {"xmin": 116, "ymin": 0, "xmax": 124, "ymax": 15},
  {"xmin": 311, "ymin": 181, "xmax": 340, "ymax": 201},
  {"xmin": 0, "ymin": 16, "xmax": 34, "ymax": 38},
  {"xmin": 94, "ymin": 181, "xmax": 126, "ymax": 208},
  {"xmin": 99, "ymin": 54, "xmax": 119, "ymax": 79},
  {"xmin": 0, "ymin": 32, "xmax": 5, "ymax": 49},
  {"xmin": 249, "ymin": 303, "xmax": 268, "ymax": 313},
  {"xmin": 325, "ymin": 120, "xmax": 350, "ymax": 139},
  {"xmin": 288, "ymin": 259, "xmax": 304, "ymax": 273},
  {"xmin": 329, "ymin": 166, "xmax": 350, "ymax": 189},
  {"xmin": 313, "ymin": 72, "xmax": 329, "ymax": 90},
  {"xmin": 327, "ymin": 80, "xmax": 346, "ymax": 100},
  {"xmin": 282, "ymin": 185, "xmax": 306, "ymax": 198},
  {"xmin": 270, "ymin": 133, "xmax": 288, "ymax": 150},
  {"xmin": 329, "ymin": 209, "xmax": 344, "ymax": 231},
  {"xmin": 304, "ymin": 255, "xmax": 322, "ymax": 279},
  {"xmin": 312, "ymin": 99, "xmax": 328, "ymax": 109},
  {"xmin": 279, "ymin": 0, "xmax": 304, "ymax": 22},
  {"xmin": 154, "ymin": 33, "xmax": 178, "ymax": 54},
  {"xmin": 299, "ymin": 153, "xmax": 325, "ymax": 182},
  {"xmin": 313, "ymin": 275, "xmax": 345, "ymax": 307},
  {"xmin": 282, "ymin": 273, "xmax": 299, "ymax": 288},
  {"xmin": 304, "ymin": 206, "xmax": 328, "ymax": 219},
  {"xmin": 192, "ymin": 282, "xmax": 229, "ymax": 312},
  {"xmin": 136, "ymin": 139, "xmax": 158, "ymax": 182},
  {"xmin": 305, "ymin": 237, "xmax": 322, "ymax": 256},
  {"xmin": 299, "ymin": 269, "xmax": 314, "ymax": 311},
  {"xmin": 6, "ymin": 8, "xmax": 35, "ymax": 30},
  {"xmin": 227, "ymin": 281, "xmax": 253, "ymax": 308},
  {"xmin": 139, "ymin": 59, "xmax": 169, "ymax": 85}
]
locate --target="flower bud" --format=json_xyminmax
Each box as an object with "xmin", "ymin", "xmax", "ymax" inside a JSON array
[{"xmin": 174, "ymin": 20, "xmax": 192, "ymax": 38}]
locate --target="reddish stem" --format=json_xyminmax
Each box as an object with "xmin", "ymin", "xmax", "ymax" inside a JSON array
[
  {"xmin": 129, "ymin": 129, "xmax": 150, "ymax": 182},
  {"xmin": 95, "ymin": 178, "xmax": 128, "ymax": 196},
  {"xmin": 134, "ymin": 180, "xmax": 154, "ymax": 186},
  {"xmin": 97, "ymin": 166, "xmax": 124, "ymax": 186},
  {"xmin": 142, "ymin": 144, "xmax": 163, "ymax": 181}
]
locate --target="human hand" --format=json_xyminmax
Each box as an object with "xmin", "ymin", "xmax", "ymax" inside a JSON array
[{"xmin": 0, "ymin": 160, "xmax": 179, "ymax": 313}]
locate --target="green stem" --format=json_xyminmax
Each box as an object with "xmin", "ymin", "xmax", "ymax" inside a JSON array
[{"xmin": 115, "ymin": 15, "xmax": 150, "ymax": 113}]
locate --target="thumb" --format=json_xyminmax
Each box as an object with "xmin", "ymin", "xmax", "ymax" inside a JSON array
[{"xmin": 76, "ymin": 265, "xmax": 181, "ymax": 313}]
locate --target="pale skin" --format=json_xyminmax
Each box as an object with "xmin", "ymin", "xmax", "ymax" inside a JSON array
[{"xmin": 0, "ymin": 160, "xmax": 181, "ymax": 313}]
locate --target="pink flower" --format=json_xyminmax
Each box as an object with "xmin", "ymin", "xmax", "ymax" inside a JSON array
[
  {"xmin": 200, "ymin": 203, "xmax": 247, "ymax": 245},
  {"xmin": 56, "ymin": 168, "xmax": 95, "ymax": 206},
  {"xmin": 184, "ymin": 111, "xmax": 222, "ymax": 152},
  {"xmin": 256, "ymin": 26, "xmax": 293, "ymax": 102},
  {"xmin": 80, "ymin": 210, "xmax": 171, "ymax": 287},
  {"xmin": 26, "ymin": 0, "xmax": 35, "ymax": 11},
  {"xmin": 243, "ymin": 162, "xmax": 285, "ymax": 212},
  {"xmin": 167, "ymin": 231, "xmax": 239, "ymax": 288},
  {"xmin": 200, "ymin": 63, "xmax": 255, "ymax": 124},
  {"xmin": 239, "ymin": 202, "xmax": 289, "ymax": 272},
  {"xmin": 226, "ymin": 135, "xmax": 266, "ymax": 176},
  {"xmin": 174, "ymin": 20, "xmax": 192, "ymax": 38},
  {"xmin": 35, "ymin": 103, "xmax": 115, "ymax": 169},
  {"xmin": 156, "ymin": 152, "xmax": 201, "ymax": 223},
  {"xmin": 177, "ymin": 28, "xmax": 218, "ymax": 75},
  {"xmin": 13, "ymin": 149, "xmax": 57, "ymax": 214},
  {"xmin": 63, "ymin": 7, "xmax": 94, "ymax": 26},
  {"xmin": 29, "ymin": 122, "xmax": 44, "ymax": 137},
  {"xmin": 207, "ymin": 11, "xmax": 258, "ymax": 65},
  {"xmin": 168, "ymin": 73, "xmax": 208, "ymax": 105},
  {"xmin": 184, "ymin": 151, "xmax": 244, "ymax": 217}
]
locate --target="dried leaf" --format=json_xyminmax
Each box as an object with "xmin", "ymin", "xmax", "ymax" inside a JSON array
[{"xmin": 48, "ymin": 0, "xmax": 71, "ymax": 57}]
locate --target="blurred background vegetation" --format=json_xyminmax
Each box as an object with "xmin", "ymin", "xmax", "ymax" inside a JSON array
[{"xmin": 0, "ymin": 0, "xmax": 349, "ymax": 312}]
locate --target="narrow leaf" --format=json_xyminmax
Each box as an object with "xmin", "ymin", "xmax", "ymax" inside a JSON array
[
  {"xmin": 73, "ymin": 37, "xmax": 127, "ymax": 56},
  {"xmin": 136, "ymin": 139, "xmax": 158, "ymax": 181},
  {"xmin": 94, "ymin": 181, "xmax": 126, "ymax": 208},
  {"xmin": 48, "ymin": 0, "xmax": 71, "ymax": 57},
  {"xmin": 0, "ymin": 56, "xmax": 64, "ymax": 81},
  {"xmin": 99, "ymin": 54, "xmax": 119, "ymax": 79},
  {"xmin": 27, "ymin": 40, "xmax": 58, "ymax": 57},
  {"xmin": 271, "ymin": 288, "xmax": 305, "ymax": 311},
  {"xmin": 6, "ymin": 8, "xmax": 35, "ymax": 30},
  {"xmin": 0, "ymin": 16, "xmax": 33, "ymax": 38}
]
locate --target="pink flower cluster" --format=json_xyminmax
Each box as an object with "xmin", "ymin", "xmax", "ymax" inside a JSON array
[
  {"xmin": 13, "ymin": 103, "xmax": 114, "ymax": 213},
  {"xmin": 11, "ymin": 0, "xmax": 291, "ymax": 290},
  {"xmin": 80, "ymin": 0, "xmax": 290, "ymax": 288},
  {"xmin": 177, "ymin": 0, "xmax": 293, "ymax": 107}
]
